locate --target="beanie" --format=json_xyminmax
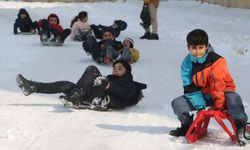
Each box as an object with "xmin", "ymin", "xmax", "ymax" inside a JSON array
[{"xmin": 124, "ymin": 37, "xmax": 134, "ymax": 48}]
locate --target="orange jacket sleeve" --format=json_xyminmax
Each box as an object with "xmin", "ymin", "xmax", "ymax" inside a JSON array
[{"xmin": 208, "ymin": 58, "xmax": 228, "ymax": 110}]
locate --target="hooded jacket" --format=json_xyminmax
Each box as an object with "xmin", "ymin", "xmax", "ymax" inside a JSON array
[
  {"xmin": 181, "ymin": 47, "xmax": 236, "ymax": 110},
  {"xmin": 13, "ymin": 8, "xmax": 34, "ymax": 34},
  {"xmin": 106, "ymin": 72, "xmax": 146, "ymax": 108},
  {"xmin": 38, "ymin": 13, "xmax": 64, "ymax": 33},
  {"xmin": 98, "ymin": 20, "xmax": 127, "ymax": 38}
]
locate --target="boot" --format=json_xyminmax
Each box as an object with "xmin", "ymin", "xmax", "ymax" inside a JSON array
[
  {"xmin": 149, "ymin": 33, "xmax": 159, "ymax": 40},
  {"xmin": 235, "ymin": 119, "xmax": 247, "ymax": 146},
  {"xmin": 65, "ymin": 88, "xmax": 85, "ymax": 106},
  {"xmin": 140, "ymin": 32, "xmax": 151, "ymax": 39},
  {"xmin": 170, "ymin": 113, "xmax": 193, "ymax": 137},
  {"xmin": 169, "ymin": 123, "xmax": 191, "ymax": 137},
  {"xmin": 16, "ymin": 74, "xmax": 37, "ymax": 96}
]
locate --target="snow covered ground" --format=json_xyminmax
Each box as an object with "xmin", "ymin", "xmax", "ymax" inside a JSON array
[{"xmin": 0, "ymin": 0, "xmax": 250, "ymax": 149}]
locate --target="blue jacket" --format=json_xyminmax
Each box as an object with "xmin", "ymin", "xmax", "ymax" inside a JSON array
[{"xmin": 181, "ymin": 47, "xmax": 213, "ymax": 109}]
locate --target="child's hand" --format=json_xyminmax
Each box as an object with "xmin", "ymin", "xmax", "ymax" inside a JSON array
[{"xmin": 94, "ymin": 76, "xmax": 110, "ymax": 90}]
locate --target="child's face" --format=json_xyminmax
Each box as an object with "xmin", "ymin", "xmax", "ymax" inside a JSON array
[
  {"xmin": 112, "ymin": 63, "xmax": 126, "ymax": 76},
  {"xmin": 81, "ymin": 17, "xmax": 88, "ymax": 22},
  {"xmin": 123, "ymin": 39, "xmax": 131, "ymax": 47},
  {"xmin": 49, "ymin": 17, "xmax": 58, "ymax": 25},
  {"xmin": 103, "ymin": 31, "xmax": 114, "ymax": 40},
  {"xmin": 20, "ymin": 13, "xmax": 27, "ymax": 19},
  {"xmin": 188, "ymin": 44, "xmax": 208, "ymax": 58}
]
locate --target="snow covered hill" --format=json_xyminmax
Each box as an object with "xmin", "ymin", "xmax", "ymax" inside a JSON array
[{"xmin": 0, "ymin": 1, "xmax": 250, "ymax": 149}]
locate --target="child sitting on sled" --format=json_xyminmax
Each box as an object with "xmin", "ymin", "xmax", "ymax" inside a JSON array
[
  {"xmin": 104, "ymin": 37, "xmax": 140, "ymax": 64},
  {"xmin": 82, "ymin": 30, "xmax": 123, "ymax": 64},
  {"xmin": 170, "ymin": 29, "xmax": 248, "ymax": 144},
  {"xmin": 13, "ymin": 8, "xmax": 37, "ymax": 34},
  {"xmin": 37, "ymin": 13, "xmax": 71, "ymax": 45},
  {"xmin": 69, "ymin": 11, "xmax": 92, "ymax": 42},
  {"xmin": 116, "ymin": 38, "xmax": 140, "ymax": 64}
]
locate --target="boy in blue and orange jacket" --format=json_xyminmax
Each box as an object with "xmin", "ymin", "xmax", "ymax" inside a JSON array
[{"xmin": 170, "ymin": 29, "xmax": 248, "ymax": 145}]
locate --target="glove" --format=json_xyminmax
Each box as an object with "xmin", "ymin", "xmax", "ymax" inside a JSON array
[{"xmin": 94, "ymin": 76, "xmax": 110, "ymax": 89}]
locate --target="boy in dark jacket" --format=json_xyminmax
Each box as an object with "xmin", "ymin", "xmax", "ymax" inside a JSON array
[
  {"xmin": 170, "ymin": 29, "xmax": 248, "ymax": 145},
  {"xmin": 37, "ymin": 13, "xmax": 71, "ymax": 44},
  {"xmin": 90, "ymin": 20, "xmax": 127, "ymax": 39},
  {"xmin": 16, "ymin": 60, "xmax": 147, "ymax": 111},
  {"xmin": 82, "ymin": 30, "xmax": 123, "ymax": 64},
  {"xmin": 13, "ymin": 8, "xmax": 37, "ymax": 34}
]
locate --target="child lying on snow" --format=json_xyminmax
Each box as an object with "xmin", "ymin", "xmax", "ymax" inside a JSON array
[{"xmin": 16, "ymin": 60, "xmax": 147, "ymax": 111}]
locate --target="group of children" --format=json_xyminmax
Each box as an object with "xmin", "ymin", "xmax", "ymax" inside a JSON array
[
  {"xmin": 14, "ymin": 8, "xmax": 71, "ymax": 45},
  {"xmin": 14, "ymin": 8, "xmax": 249, "ymax": 146},
  {"xmin": 14, "ymin": 9, "xmax": 140, "ymax": 65}
]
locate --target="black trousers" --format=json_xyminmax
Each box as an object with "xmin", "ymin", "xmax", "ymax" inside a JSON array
[
  {"xmin": 36, "ymin": 66, "xmax": 102, "ymax": 98},
  {"xmin": 82, "ymin": 35, "xmax": 103, "ymax": 60}
]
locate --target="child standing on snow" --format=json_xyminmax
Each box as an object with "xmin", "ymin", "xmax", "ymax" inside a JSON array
[
  {"xmin": 16, "ymin": 60, "xmax": 147, "ymax": 111},
  {"xmin": 140, "ymin": 0, "xmax": 159, "ymax": 40},
  {"xmin": 13, "ymin": 8, "xmax": 37, "ymax": 34},
  {"xmin": 90, "ymin": 20, "xmax": 127, "ymax": 39},
  {"xmin": 37, "ymin": 13, "xmax": 71, "ymax": 44},
  {"xmin": 69, "ymin": 11, "xmax": 92, "ymax": 41},
  {"xmin": 170, "ymin": 29, "xmax": 248, "ymax": 144}
]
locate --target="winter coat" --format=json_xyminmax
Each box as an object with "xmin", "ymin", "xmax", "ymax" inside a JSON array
[
  {"xmin": 13, "ymin": 8, "xmax": 34, "ymax": 34},
  {"xmin": 97, "ymin": 20, "xmax": 127, "ymax": 38},
  {"xmin": 181, "ymin": 47, "xmax": 236, "ymax": 110},
  {"xmin": 38, "ymin": 13, "xmax": 64, "ymax": 34},
  {"xmin": 106, "ymin": 72, "xmax": 147, "ymax": 108},
  {"xmin": 97, "ymin": 39, "xmax": 123, "ymax": 57},
  {"xmin": 70, "ymin": 20, "xmax": 91, "ymax": 40}
]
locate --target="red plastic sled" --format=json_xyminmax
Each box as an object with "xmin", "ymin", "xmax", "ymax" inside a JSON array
[{"xmin": 185, "ymin": 110, "xmax": 237, "ymax": 144}]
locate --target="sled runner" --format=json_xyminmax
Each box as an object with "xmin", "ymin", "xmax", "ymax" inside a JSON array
[
  {"xmin": 41, "ymin": 40, "xmax": 63, "ymax": 46},
  {"xmin": 59, "ymin": 95, "xmax": 112, "ymax": 111},
  {"xmin": 40, "ymin": 33, "xmax": 63, "ymax": 46},
  {"xmin": 20, "ymin": 30, "xmax": 36, "ymax": 35},
  {"xmin": 185, "ymin": 110, "xmax": 237, "ymax": 144}
]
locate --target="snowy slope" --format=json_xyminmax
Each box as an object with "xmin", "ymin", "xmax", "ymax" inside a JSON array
[{"xmin": 0, "ymin": 1, "xmax": 250, "ymax": 150}]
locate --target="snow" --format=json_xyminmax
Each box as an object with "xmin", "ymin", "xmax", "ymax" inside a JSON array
[{"xmin": 0, "ymin": 0, "xmax": 250, "ymax": 149}]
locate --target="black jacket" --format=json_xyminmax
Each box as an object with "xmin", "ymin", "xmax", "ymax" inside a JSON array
[
  {"xmin": 13, "ymin": 9, "xmax": 34, "ymax": 34},
  {"xmin": 106, "ymin": 72, "xmax": 147, "ymax": 109}
]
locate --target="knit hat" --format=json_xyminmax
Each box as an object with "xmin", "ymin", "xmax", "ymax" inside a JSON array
[
  {"xmin": 124, "ymin": 37, "xmax": 134, "ymax": 48},
  {"xmin": 113, "ymin": 60, "xmax": 132, "ymax": 73},
  {"xmin": 114, "ymin": 20, "xmax": 127, "ymax": 31}
]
